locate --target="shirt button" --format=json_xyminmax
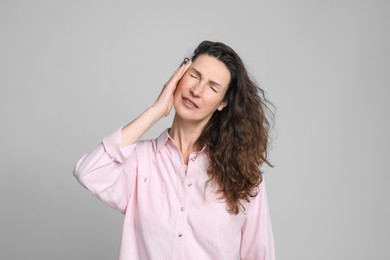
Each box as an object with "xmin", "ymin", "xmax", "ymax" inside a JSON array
[
  {"xmin": 187, "ymin": 183, "xmax": 192, "ymax": 187},
  {"xmin": 178, "ymin": 233, "xmax": 183, "ymax": 237},
  {"xmin": 180, "ymin": 207, "xmax": 185, "ymax": 211}
]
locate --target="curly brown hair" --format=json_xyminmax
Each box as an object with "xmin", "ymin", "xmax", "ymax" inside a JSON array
[{"xmin": 191, "ymin": 41, "xmax": 274, "ymax": 214}]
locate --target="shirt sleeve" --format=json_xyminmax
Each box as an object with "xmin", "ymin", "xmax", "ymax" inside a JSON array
[
  {"xmin": 240, "ymin": 178, "xmax": 276, "ymax": 260},
  {"xmin": 73, "ymin": 128, "xmax": 138, "ymax": 213}
]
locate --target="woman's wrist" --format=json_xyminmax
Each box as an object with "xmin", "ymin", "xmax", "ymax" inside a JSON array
[{"xmin": 148, "ymin": 103, "xmax": 170, "ymax": 120}]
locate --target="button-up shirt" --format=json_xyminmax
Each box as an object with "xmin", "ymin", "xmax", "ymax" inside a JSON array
[{"xmin": 74, "ymin": 128, "xmax": 275, "ymax": 260}]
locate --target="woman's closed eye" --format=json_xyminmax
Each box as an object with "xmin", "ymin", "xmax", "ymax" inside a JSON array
[
  {"xmin": 209, "ymin": 85, "xmax": 218, "ymax": 93},
  {"xmin": 190, "ymin": 74, "xmax": 199, "ymax": 79}
]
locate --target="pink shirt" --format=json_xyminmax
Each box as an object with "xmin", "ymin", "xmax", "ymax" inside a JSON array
[{"xmin": 74, "ymin": 128, "xmax": 275, "ymax": 260}]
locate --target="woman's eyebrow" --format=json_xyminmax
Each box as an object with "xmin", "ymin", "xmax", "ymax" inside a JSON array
[
  {"xmin": 191, "ymin": 68, "xmax": 222, "ymax": 88},
  {"xmin": 191, "ymin": 68, "xmax": 201, "ymax": 76},
  {"xmin": 209, "ymin": 80, "xmax": 222, "ymax": 88}
]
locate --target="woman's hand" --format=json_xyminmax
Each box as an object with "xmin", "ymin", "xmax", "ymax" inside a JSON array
[
  {"xmin": 120, "ymin": 59, "xmax": 192, "ymax": 146},
  {"xmin": 152, "ymin": 59, "xmax": 192, "ymax": 117}
]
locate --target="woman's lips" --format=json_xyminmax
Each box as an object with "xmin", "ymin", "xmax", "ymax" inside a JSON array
[{"xmin": 182, "ymin": 97, "xmax": 198, "ymax": 108}]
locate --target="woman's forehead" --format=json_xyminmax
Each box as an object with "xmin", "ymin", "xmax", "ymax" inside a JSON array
[{"xmin": 191, "ymin": 55, "xmax": 231, "ymax": 87}]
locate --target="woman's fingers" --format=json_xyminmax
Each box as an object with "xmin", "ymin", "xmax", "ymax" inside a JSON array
[
  {"xmin": 163, "ymin": 60, "xmax": 192, "ymax": 98},
  {"xmin": 175, "ymin": 59, "xmax": 192, "ymax": 82},
  {"xmin": 168, "ymin": 60, "xmax": 192, "ymax": 90},
  {"xmin": 152, "ymin": 59, "xmax": 192, "ymax": 117}
]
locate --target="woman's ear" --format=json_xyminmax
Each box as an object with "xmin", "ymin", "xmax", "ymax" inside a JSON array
[{"xmin": 217, "ymin": 101, "xmax": 228, "ymax": 111}]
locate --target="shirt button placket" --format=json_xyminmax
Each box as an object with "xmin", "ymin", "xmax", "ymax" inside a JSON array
[
  {"xmin": 173, "ymin": 164, "xmax": 188, "ymax": 257},
  {"xmin": 176, "ymin": 183, "xmax": 187, "ymax": 240}
]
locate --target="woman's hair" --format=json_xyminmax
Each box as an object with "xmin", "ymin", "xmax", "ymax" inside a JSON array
[{"xmin": 191, "ymin": 40, "xmax": 274, "ymax": 214}]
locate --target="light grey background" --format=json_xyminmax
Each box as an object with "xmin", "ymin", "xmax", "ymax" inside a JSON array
[{"xmin": 1, "ymin": 0, "xmax": 389, "ymax": 259}]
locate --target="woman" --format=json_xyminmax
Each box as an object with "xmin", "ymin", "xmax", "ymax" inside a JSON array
[{"xmin": 74, "ymin": 40, "xmax": 275, "ymax": 260}]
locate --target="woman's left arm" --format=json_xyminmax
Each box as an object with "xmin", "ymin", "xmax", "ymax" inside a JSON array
[{"xmin": 240, "ymin": 178, "xmax": 276, "ymax": 260}]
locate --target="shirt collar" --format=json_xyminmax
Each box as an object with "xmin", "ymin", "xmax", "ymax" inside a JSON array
[
  {"xmin": 156, "ymin": 128, "xmax": 207, "ymax": 154},
  {"xmin": 156, "ymin": 129, "xmax": 171, "ymax": 152}
]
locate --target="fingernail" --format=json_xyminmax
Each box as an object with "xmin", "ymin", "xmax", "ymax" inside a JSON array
[{"xmin": 183, "ymin": 58, "xmax": 190, "ymax": 65}]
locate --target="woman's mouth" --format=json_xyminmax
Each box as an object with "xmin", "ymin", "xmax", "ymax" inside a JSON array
[{"xmin": 182, "ymin": 97, "xmax": 198, "ymax": 108}]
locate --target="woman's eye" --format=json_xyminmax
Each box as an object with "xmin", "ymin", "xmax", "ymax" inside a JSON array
[
  {"xmin": 210, "ymin": 86, "xmax": 218, "ymax": 93},
  {"xmin": 190, "ymin": 74, "xmax": 198, "ymax": 79}
]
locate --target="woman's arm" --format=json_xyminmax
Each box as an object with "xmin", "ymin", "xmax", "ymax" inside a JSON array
[
  {"xmin": 120, "ymin": 60, "xmax": 192, "ymax": 146},
  {"xmin": 73, "ymin": 60, "xmax": 192, "ymax": 212},
  {"xmin": 240, "ymin": 178, "xmax": 276, "ymax": 260},
  {"xmin": 73, "ymin": 129, "xmax": 137, "ymax": 213}
]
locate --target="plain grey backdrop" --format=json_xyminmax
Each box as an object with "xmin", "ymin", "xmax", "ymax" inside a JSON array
[{"xmin": 1, "ymin": 0, "xmax": 389, "ymax": 259}]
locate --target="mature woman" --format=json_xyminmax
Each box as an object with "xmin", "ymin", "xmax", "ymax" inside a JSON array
[{"xmin": 74, "ymin": 41, "xmax": 275, "ymax": 260}]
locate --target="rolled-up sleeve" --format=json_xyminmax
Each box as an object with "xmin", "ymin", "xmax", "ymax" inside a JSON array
[
  {"xmin": 240, "ymin": 178, "xmax": 275, "ymax": 260},
  {"xmin": 73, "ymin": 128, "xmax": 137, "ymax": 213}
]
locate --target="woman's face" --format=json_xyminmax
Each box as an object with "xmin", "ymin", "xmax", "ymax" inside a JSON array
[{"xmin": 173, "ymin": 54, "xmax": 231, "ymax": 125}]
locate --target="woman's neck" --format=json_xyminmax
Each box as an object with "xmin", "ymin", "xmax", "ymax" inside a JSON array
[{"xmin": 169, "ymin": 115, "xmax": 205, "ymax": 164}]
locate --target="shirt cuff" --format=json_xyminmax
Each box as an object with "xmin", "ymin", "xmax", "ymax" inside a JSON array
[{"xmin": 102, "ymin": 127, "xmax": 136, "ymax": 163}]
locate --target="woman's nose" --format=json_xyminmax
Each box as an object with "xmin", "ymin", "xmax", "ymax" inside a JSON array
[{"xmin": 190, "ymin": 82, "xmax": 205, "ymax": 97}]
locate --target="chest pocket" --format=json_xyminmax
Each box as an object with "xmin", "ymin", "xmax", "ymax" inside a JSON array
[{"xmin": 133, "ymin": 173, "xmax": 166, "ymax": 234}]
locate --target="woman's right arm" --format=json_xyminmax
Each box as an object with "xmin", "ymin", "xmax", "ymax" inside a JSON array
[
  {"xmin": 73, "ymin": 129, "xmax": 136, "ymax": 213},
  {"xmin": 121, "ymin": 59, "xmax": 192, "ymax": 146},
  {"xmin": 73, "ymin": 60, "xmax": 192, "ymax": 212}
]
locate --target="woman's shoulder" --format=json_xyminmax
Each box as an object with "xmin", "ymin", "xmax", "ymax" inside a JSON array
[{"xmin": 135, "ymin": 129, "xmax": 170, "ymax": 152}]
